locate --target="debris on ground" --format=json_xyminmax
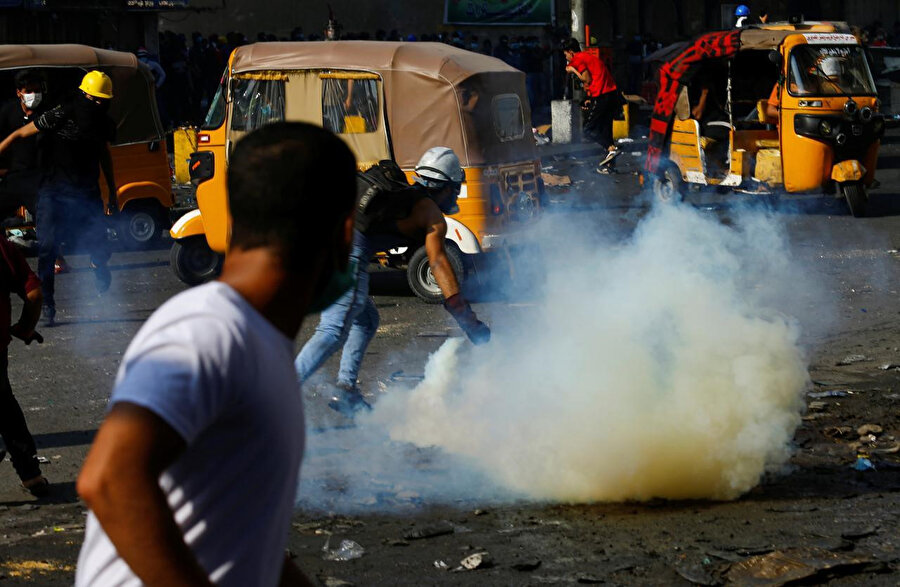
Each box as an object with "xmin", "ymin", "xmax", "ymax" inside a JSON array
[
  {"xmin": 836, "ymin": 354, "xmax": 870, "ymax": 366},
  {"xmin": 541, "ymin": 172, "xmax": 572, "ymax": 187},
  {"xmin": 458, "ymin": 551, "xmax": 493, "ymax": 570},
  {"xmin": 322, "ymin": 538, "xmax": 365, "ymax": 561},
  {"xmin": 725, "ymin": 547, "xmax": 884, "ymax": 585},
  {"xmin": 433, "ymin": 560, "xmax": 450, "ymax": 570},
  {"xmin": 403, "ymin": 524, "xmax": 455, "ymax": 540},
  {"xmin": 857, "ymin": 424, "xmax": 883, "ymax": 437},
  {"xmin": 389, "ymin": 371, "xmax": 424, "ymax": 382},
  {"xmin": 851, "ymin": 454, "xmax": 876, "ymax": 471},
  {"xmin": 511, "ymin": 557, "xmax": 542, "ymax": 571},
  {"xmin": 807, "ymin": 390, "xmax": 849, "ymax": 399},
  {"xmin": 878, "ymin": 362, "xmax": 900, "ymax": 370}
]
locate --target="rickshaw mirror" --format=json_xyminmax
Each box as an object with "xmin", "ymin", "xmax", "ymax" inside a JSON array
[{"xmin": 767, "ymin": 50, "xmax": 783, "ymax": 68}]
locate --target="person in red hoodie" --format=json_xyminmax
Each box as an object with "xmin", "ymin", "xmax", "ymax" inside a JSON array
[
  {"xmin": 563, "ymin": 38, "xmax": 621, "ymax": 172},
  {"xmin": 0, "ymin": 234, "xmax": 47, "ymax": 496}
]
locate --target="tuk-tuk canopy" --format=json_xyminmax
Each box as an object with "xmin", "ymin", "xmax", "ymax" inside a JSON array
[
  {"xmin": 229, "ymin": 41, "xmax": 535, "ymax": 168},
  {"xmin": 645, "ymin": 23, "xmax": 854, "ymax": 174},
  {"xmin": 0, "ymin": 44, "xmax": 163, "ymax": 145}
]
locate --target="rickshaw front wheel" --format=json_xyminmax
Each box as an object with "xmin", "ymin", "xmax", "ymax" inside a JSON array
[
  {"xmin": 407, "ymin": 243, "xmax": 466, "ymax": 304},
  {"xmin": 841, "ymin": 182, "xmax": 868, "ymax": 218},
  {"xmin": 652, "ymin": 166, "xmax": 686, "ymax": 205},
  {"xmin": 119, "ymin": 202, "xmax": 166, "ymax": 249},
  {"xmin": 170, "ymin": 235, "xmax": 224, "ymax": 286}
]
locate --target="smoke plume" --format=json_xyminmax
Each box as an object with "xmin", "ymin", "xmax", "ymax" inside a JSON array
[{"xmin": 299, "ymin": 203, "xmax": 813, "ymax": 510}]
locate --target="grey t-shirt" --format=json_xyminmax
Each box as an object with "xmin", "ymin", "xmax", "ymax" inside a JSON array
[{"xmin": 76, "ymin": 282, "xmax": 305, "ymax": 586}]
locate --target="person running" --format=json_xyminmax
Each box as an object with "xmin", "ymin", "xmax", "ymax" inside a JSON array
[
  {"xmin": 295, "ymin": 147, "xmax": 491, "ymax": 416},
  {"xmin": 0, "ymin": 70, "xmax": 118, "ymax": 326},
  {"xmin": 76, "ymin": 122, "xmax": 355, "ymax": 586},
  {"xmin": 0, "ymin": 234, "xmax": 47, "ymax": 497},
  {"xmin": 562, "ymin": 39, "xmax": 621, "ymax": 172}
]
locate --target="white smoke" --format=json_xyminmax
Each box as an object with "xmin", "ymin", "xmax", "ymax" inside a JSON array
[{"xmin": 299, "ymin": 202, "xmax": 814, "ymax": 510}]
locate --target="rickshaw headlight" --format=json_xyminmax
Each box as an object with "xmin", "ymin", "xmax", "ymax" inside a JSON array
[
  {"xmin": 859, "ymin": 107, "xmax": 873, "ymax": 122},
  {"xmin": 818, "ymin": 120, "xmax": 833, "ymax": 136},
  {"xmin": 843, "ymin": 100, "xmax": 858, "ymax": 117}
]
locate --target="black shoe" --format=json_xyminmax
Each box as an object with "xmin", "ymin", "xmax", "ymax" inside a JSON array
[
  {"xmin": 92, "ymin": 262, "xmax": 111, "ymax": 294},
  {"xmin": 42, "ymin": 305, "xmax": 56, "ymax": 327},
  {"xmin": 22, "ymin": 475, "xmax": 49, "ymax": 498},
  {"xmin": 327, "ymin": 384, "xmax": 372, "ymax": 417}
]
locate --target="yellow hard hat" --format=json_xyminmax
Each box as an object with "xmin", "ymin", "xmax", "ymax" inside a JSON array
[{"xmin": 79, "ymin": 70, "xmax": 113, "ymax": 99}]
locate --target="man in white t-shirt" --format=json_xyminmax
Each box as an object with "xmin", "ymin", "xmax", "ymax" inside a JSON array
[{"xmin": 75, "ymin": 122, "xmax": 358, "ymax": 586}]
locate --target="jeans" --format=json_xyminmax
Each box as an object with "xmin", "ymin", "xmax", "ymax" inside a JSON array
[
  {"xmin": 295, "ymin": 238, "xmax": 379, "ymax": 388},
  {"xmin": 36, "ymin": 182, "xmax": 111, "ymax": 310},
  {"xmin": 0, "ymin": 352, "xmax": 41, "ymax": 481}
]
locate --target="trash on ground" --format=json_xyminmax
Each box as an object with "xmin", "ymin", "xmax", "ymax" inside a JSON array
[
  {"xmin": 841, "ymin": 526, "xmax": 878, "ymax": 540},
  {"xmin": 390, "ymin": 371, "xmax": 424, "ymax": 382},
  {"xmin": 807, "ymin": 390, "xmax": 849, "ymax": 399},
  {"xmin": 541, "ymin": 172, "xmax": 572, "ymax": 187},
  {"xmin": 322, "ymin": 578, "xmax": 355, "ymax": 587},
  {"xmin": 807, "ymin": 401, "xmax": 827, "ymax": 412},
  {"xmin": 725, "ymin": 547, "xmax": 880, "ymax": 585},
  {"xmin": 458, "ymin": 551, "xmax": 493, "ymax": 570},
  {"xmin": 617, "ymin": 137, "xmax": 634, "ymax": 143},
  {"xmin": 36, "ymin": 456, "xmax": 49, "ymax": 464},
  {"xmin": 871, "ymin": 442, "xmax": 900, "ymax": 454},
  {"xmin": 878, "ymin": 362, "xmax": 900, "ymax": 370},
  {"xmin": 851, "ymin": 454, "xmax": 876, "ymax": 471},
  {"xmin": 856, "ymin": 424, "xmax": 882, "ymax": 436},
  {"xmin": 434, "ymin": 560, "xmax": 450, "ymax": 570},
  {"xmin": 403, "ymin": 524, "xmax": 455, "ymax": 540},
  {"xmin": 322, "ymin": 538, "xmax": 365, "ymax": 561},
  {"xmin": 836, "ymin": 354, "xmax": 870, "ymax": 366},
  {"xmin": 824, "ymin": 426, "xmax": 854, "ymax": 439},
  {"xmin": 417, "ymin": 331, "xmax": 449, "ymax": 338}
]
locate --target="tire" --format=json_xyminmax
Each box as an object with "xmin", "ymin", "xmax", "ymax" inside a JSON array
[
  {"xmin": 652, "ymin": 165, "xmax": 686, "ymax": 204},
  {"xmin": 406, "ymin": 243, "xmax": 465, "ymax": 304},
  {"xmin": 841, "ymin": 182, "xmax": 868, "ymax": 218},
  {"xmin": 170, "ymin": 235, "xmax": 223, "ymax": 286},
  {"xmin": 119, "ymin": 203, "xmax": 165, "ymax": 249}
]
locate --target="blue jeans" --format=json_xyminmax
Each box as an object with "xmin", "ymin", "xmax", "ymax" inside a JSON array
[
  {"xmin": 295, "ymin": 239, "xmax": 379, "ymax": 388},
  {"xmin": 36, "ymin": 182, "xmax": 111, "ymax": 310}
]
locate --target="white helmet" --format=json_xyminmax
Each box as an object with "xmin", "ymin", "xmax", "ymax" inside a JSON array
[
  {"xmin": 415, "ymin": 147, "xmax": 463, "ymax": 185},
  {"xmin": 820, "ymin": 56, "xmax": 841, "ymax": 77}
]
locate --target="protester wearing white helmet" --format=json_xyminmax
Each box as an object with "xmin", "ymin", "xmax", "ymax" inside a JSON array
[{"xmin": 294, "ymin": 146, "xmax": 490, "ymax": 416}]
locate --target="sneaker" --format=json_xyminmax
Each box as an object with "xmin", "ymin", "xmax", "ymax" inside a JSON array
[
  {"xmin": 42, "ymin": 305, "xmax": 56, "ymax": 327},
  {"xmin": 21, "ymin": 475, "xmax": 49, "ymax": 498},
  {"xmin": 595, "ymin": 166, "xmax": 615, "ymax": 175},
  {"xmin": 92, "ymin": 262, "xmax": 111, "ymax": 294},
  {"xmin": 598, "ymin": 149, "xmax": 621, "ymax": 168},
  {"xmin": 327, "ymin": 383, "xmax": 372, "ymax": 417}
]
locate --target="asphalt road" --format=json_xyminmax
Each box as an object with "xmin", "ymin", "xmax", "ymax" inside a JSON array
[{"xmin": 1, "ymin": 134, "xmax": 899, "ymax": 584}]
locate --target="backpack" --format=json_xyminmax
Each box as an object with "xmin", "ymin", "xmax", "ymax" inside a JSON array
[{"xmin": 355, "ymin": 160, "xmax": 425, "ymax": 236}]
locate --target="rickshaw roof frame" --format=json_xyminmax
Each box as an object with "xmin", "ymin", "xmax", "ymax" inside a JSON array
[{"xmin": 228, "ymin": 41, "xmax": 535, "ymax": 169}]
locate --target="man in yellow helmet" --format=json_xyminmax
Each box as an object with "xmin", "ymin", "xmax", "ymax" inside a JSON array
[{"xmin": 0, "ymin": 70, "xmax": 118, "ymax": 326}]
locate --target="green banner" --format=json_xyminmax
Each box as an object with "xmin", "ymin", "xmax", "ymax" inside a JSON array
[{"xmin": 445, "ymin": 0, "xmax": 553, "ymax": 25}]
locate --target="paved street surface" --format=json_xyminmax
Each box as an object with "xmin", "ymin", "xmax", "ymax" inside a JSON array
[{"xmin": 1, "ymin": 132, "xmax": 899, "ymax": 584}]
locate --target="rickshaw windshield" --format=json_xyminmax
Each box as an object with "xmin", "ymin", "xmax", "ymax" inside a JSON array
[
  {"xmin": 202, "ymin": 74, "xmax": 226, "ymax": 130},
  {"xmin": 788, "ymin": 45, "xmax": 876, "ymax": 97}
]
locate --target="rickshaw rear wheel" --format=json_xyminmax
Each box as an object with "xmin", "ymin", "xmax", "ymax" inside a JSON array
[
  {"xmin": 652, "ymin": 166, "xmax": 685, "ymax": 204},
  {"xmin": 841, "ymin": 182, "xmax": 868, "ymax": 218},
  {"xmin": 407, "ymin": 243, "xmax": 466, "ymax": 304},
  {"xmin": 119, "ymin": 202, "xmax": 166, "ymax": 249},
  {"xmin": 170, "ymin": 235, "xmax": 224, "ymax": 286}
]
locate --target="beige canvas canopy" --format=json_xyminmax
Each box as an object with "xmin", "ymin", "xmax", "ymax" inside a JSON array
[
  {"xmin": 0, "ymin": 44, "xmax": 163, "ymax": 144},
  {"xmin": 229, "ymin": 41, "xmax": 535, "ymax": 168}
]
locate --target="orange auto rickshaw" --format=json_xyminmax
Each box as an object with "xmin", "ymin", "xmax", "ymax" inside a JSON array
[
  {"xmin": 171, "ymin": 41, "xmax": 544, "ymax": 301},
  {"xmin": 647, "ymin": 22, "xmax": 884, "ymax": 216},
  {"xmin": 0, "ymin": 44, "xmax": 174, "ymax": 247}
]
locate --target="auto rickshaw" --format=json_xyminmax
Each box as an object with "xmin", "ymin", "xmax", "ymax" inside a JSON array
[
  {"xmin": 171, "ymin": 41, "xmax": 543, "ymax": 301},
  {"xmin": 646, "ymin": 22, "xmax": 884, "ymax": 216},
  {"xmin": 0, "ymin": 44, "xmax": 174, "ymax": 247}
]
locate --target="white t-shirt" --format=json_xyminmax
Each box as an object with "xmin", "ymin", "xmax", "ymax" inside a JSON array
[{"xmin": 76, "ymin": 282, "xmax": 305, "ymax": 587}]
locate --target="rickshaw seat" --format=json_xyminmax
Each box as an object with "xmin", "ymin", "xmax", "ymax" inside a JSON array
[{"xmin": 755, "ymin": 138, "xmax": 780, "ymax": 149}]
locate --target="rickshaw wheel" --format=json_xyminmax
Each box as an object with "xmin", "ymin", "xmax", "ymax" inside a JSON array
[
  {"xmin": 652, "ymin": 166, "xmax": 685, "ymax": 204},
  {"xmin": 119, "ymin": 203, "xmax": 165, "ymax": 249},
  {"xmin": 842, "ymin": 183, "xmax": 868, "ymax": 218},
  {"xmin": 407, "ymin": 243, "xmax": 465, "ymax": 304},
  {"xmin": 170, "ymin": 235, "xmax": 224, "ymax": 286}
]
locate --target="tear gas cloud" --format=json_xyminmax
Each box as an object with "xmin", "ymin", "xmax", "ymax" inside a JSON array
[{"xmin": 299, "ymin": 203, "xmax": 817, "ymax": 511}]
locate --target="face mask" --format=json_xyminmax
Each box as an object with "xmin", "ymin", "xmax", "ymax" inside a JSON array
[
  {"xmin": 22, "ymin": 92, "xmax": 41, "ymax": 109},
  {"xmin": 432, "ymin": 183, "xmax": 461, "ymax": 215},
  {"xmin": 308, "ymin": 259, "xmax": 357, "ymax": 313}
]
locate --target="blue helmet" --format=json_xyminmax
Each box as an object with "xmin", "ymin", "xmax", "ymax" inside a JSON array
[{"xmin": 735, "ymin": 4, "xmax": 750, "ymax": 17}]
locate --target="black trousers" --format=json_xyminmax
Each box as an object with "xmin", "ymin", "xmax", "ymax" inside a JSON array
[
  {"xmin": 0, "ymin": 352, "xmax": 41, "ymax": 481},
  {"xmin": 583, "ymin": 90, "xmax": 619, "ymax": 150}
]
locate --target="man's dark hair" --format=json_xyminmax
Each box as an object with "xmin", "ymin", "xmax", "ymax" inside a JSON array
[
  {"xmin": 14, "ymin": 69, "xmax": 44, "ymax": 90},
  {"xmin": 562, "ymin": 38, "xmax": 581, "ymax": 53},
  {"xmin": 227, "ymin": 122, "xmax": 357, "ymax": 268}
]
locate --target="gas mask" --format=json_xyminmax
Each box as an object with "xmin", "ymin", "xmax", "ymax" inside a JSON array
[
  {"xmin": 432, "ymin": 182, "xmax": 461, "ymax": 215},
  {"xmin": 21, "ymin": 92, "xmax": 41, "ymax": 109},
  {"xmin": 308, "ymin": 258, "xmax": 357, "ymax": 313}
]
